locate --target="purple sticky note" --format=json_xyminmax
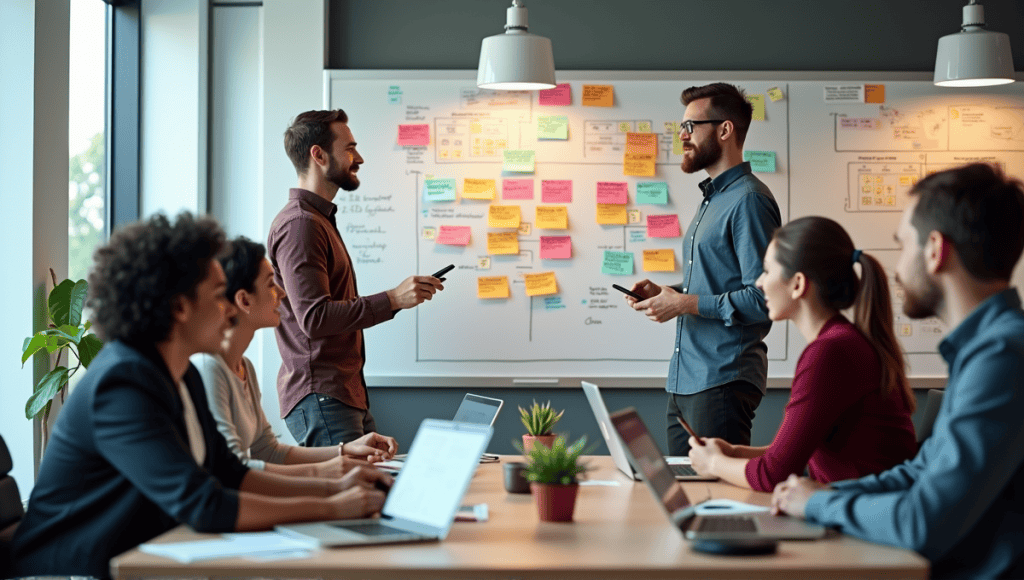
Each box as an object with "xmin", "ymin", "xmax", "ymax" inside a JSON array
[
  {"xmin": 502, "ymin": 179, "xmax": 534, "ymax": 200},
  {"xmin": 539, "ymin": 83, "xmax": 572, "ymax": 106},
  {"xmin": 596, "ymin": 182, "xmax": 629, "ymax": 205},
  {"xmin": 436, "ymin": 225, "xmax": 471, "ymax": 246},
  {"xmin": 541, "ymin": 180, "xmax": 572, "ymax": 203},
  {"xmin": 540, "ymin": 236, "xmax": 572, "ymax": 259},
  {"xmin": 647, "ymin": 214, "xmax": 681, "ymax": 238},
  {"xmin": 397, "ymin": 124, "xmax": 430, "ymax": 146}
]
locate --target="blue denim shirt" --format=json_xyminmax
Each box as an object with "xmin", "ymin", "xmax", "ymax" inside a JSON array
[
  {"xmin": 805, "ymin": 288, "xmax": 1024, "ymax": 579},
  {"xmin": 667, "ymin": 162, "xmax": 780, "ymax": 395}
]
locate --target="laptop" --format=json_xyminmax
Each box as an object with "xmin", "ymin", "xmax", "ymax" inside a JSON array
[
  {"xmin": 275, "ymin": 419, "xmax": 493, "ymax": 547},
  {"xmin": 609, "ymin": 407, "xmax": 826, "ymax": 541},
  {"xmin": 581, "ymin": 381, "xmax": 717, "ymax": 482},
  {"xmin": 384, "ymin": 393, "xmax": 503, "ymax": 466}
]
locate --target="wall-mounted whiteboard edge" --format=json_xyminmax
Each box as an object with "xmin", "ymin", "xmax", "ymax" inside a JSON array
[{"xmin": 365, "ymin": 376, "xmax": 949, "ymax": 389}]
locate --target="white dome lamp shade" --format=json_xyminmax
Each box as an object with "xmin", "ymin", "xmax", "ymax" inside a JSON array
[
  {"xmin": 934, "ymin": 1, "xmax": 1015, "ymax": 87},
  {"xmin": 477, "ymin": 0, "xmax": 556, "ymax": 91}
]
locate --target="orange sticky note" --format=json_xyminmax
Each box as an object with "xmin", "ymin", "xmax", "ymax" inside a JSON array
[
  {"xmin": 596, "ymin": 203, "xmax": 628, "ymax": 225},
  {"xmin": 487, "ymin": 232, "xmax": 519, "ymax": 255},
  {"xmin": 582, "ymin": 84, "xmax": 614, "ymax": 107},
  {"xmin": 536, "ymin": 205, "xmax": 569, "ymax": 229},
  {"xmin": 643, "ymin": 249, "xmax": 675, "ymax": 272},
  {"xmin": 477, "ymin": 276, "xmax": 510, "ymax": 298},
  {"xmin": 463, "ymin": 178, "xmax": 496, "ymax": 200},
  {"xmin": 865, "ymin": 84, "xmax": 885, "ymax": 104},
  {"xmin": 488, "ymin": 205, "xmax": 522, "ymax": 228},
  {"xmin": 624, "ymin": 153, "xmax": 656, "ymax": 177},
  {"xmin": 524, "ymin": 271, "xmax": 558, "ymax": 296},
  {"xmin": 626, "ymin": 132, "xmax": 658, "ymax": 155}
]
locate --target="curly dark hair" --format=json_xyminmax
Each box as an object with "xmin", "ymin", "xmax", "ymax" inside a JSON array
[
  {"xmin": 87, "ymin": 212, "xmax": 227, "ymax": 344},
  {"xmin": 220, "ymin": 236, "xmax": 267, "ymax": 303}
]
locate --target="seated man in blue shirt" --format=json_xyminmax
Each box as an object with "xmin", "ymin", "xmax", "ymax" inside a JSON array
[
  {"xmin": 771, "ymin": 163, "xmax": 1024, "ymax": 579},
  {"xmin": 11, "ymin": 213, "xmax": 392, "ymax": 579}
]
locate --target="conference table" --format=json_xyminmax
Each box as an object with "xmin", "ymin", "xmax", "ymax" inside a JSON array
[{"xmin": 111, "ymin": 456, "xmax": 928, "ymax": 579}]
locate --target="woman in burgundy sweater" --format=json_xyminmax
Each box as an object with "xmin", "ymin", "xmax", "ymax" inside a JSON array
[{"xmin": 688, "ymin": 216, "xmax": 918, "ymax": 492}]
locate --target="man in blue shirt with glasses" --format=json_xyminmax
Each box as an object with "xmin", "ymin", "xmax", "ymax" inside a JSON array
[{"xmin": 772, "ymin": 163, "xmax": 1024, "ymax": 579}]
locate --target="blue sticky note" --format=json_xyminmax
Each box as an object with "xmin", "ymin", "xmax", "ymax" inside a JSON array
[
  {"xmin": 636, "ymin": 182, "xmax": 669, "ymax": 204},
  {"xmin": 423, "ymin": 178, "xmax": 457, "ymax": 202},
  {"xmin": 743, "ymin": 151, "xmax": 776, "ymax": 173},
  {"xmin": 601, "ymin": 251, "xmax": 634, "ymax": 276}
]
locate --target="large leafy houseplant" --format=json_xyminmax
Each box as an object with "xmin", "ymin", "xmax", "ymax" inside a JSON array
[{"xmin": 21, "ymin": 269, "xmax": 104, "ymax": 424}]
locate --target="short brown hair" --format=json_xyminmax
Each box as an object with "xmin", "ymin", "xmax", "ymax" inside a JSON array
[
  {"xmin": 283, "ymin": 109, "xmax": 349, "ymax": 176},
  {"xmin": 681, "ymin": 83, "xmax": 753, "ymax": 147}
]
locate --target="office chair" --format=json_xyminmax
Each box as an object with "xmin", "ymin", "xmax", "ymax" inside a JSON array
[
  {"xmin": 0, "ymin": 433, "xmax": 24, "ymax": 578},
  {"xmin": 916, "ymin": 389, "xmax": 945, "ymax": 444}
]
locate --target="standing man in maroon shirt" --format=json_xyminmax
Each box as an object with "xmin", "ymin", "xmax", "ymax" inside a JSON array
[{"xmin": 269, "ymin": 109, "xmax": 443, "ymax": 446}]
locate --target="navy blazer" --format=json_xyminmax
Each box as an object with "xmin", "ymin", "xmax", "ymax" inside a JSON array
[{"xmin": 11, "ymin": 341, "xmax": 250, "ymax": 579}]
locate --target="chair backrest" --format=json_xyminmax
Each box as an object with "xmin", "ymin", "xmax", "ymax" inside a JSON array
[
  {"xmin": 0, "ymin": 433, "xmax": 24, "ymax": 577},
  {"xmin": 916, "ymin": 389, "xmax": 945, "ymax": 444}
]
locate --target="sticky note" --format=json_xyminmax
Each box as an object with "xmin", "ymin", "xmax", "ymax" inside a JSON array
[
  {"xmin": 582, "ymin": 84, "xmax": 614, "ymax": 107},
  {"xmin": 601, "ymin": 251, "xmax": 634, "ymax": 276},
  {"xmin": 502, "ymin": 179, "xmax": 534, "ymax": 200},
  {"xmin": 477, "ymin": 276, "xmax": 510, "ymax": 299},
  {"xmin": 647, "ymin": 214, "xmax": 681, "ymax": 238},
  {"xmin": 865, "ymin": 84, "xmax": 885, "ymax": 104},
  {"xmin": 503, "ymin": 149, "xmax": 536, "ymax": 173},
  {"xmin": 524, "ymin": 271, "xmax": 558, "ymax": 296},
  {"xmin": 541, "ymin": 180, "xmax": 572, "ymax": 203},
  {"xmin": 540, "ymin": 236, "xmax": 572, "ymax": 259},
  {"xmin": 596, "ymin": 204, "xmax": 628, "ymax": 225},
  {"xmin": 488, "ymin": 205, "xmax": 522, "ymax": 228},
  {"xmin": 670, "ymin": 122, "xmax": 684, "ymax": 155},
  {"xmin": 624, "ymin": 153, "xmax": 656, "ymax": 177},
  {"xmin": 487, "ymin": 232, "xmax": 519, "ymax": 255},
  {"xmin": 537, "ymin": 115, "xmax": 569, "ymax": 140},
  {"xmin": 626, "ymin": 132, "xmax": 658, "ymax": 155},
  {"xmin": 618, "ymin": 122, "xmax": 631, "ymax": 133},
  {"xmin": 627, "ymin": 209, "xmax": 642, "ymax": 224},
  {"xmin": 436, "ymin": 225, "xmax": 471, "ymax": 246},
  {"xmin": 596, "ymin": 182, "xmax": 629, "ymax": 204},
  {"xmin": 536, "ymin": 205, "xmax": 569, "ymax": 229},
  {"xmin": 744, "ymin": 151, "xmax": 777, "ymax": 173},
  {"xmin": 423, "ymin": 178, "xmax": 456, "ymax": 202},
  {"xmin": 636, "ymin": 182, "xmax": 669, "ymax": 204},
  {"xmin": 397, "ymin": 124, "xmax": 429, "ymax": 146},
  {"xmin": 539, "ymin": 83, "xmax": 572, "ymax": 106},
  {"xmin": 767, "ymin": 87, "xmax": 785, "ymax": 102},
  {"xmin": 643, "ymin": 249, "xmax": 675, "ymax": 272},
  {"xmin": 422, "ymin": 227, "xmax": 436, "ymax": 240},
  {"xmin": 637, "ymin": 121, "xmax": 652, "ymax": 133},
  {"xmin": 746, "ymin": 94, "xmax": 766, "ymax": 122},
  {"xmin": 463, "ymin": 178, "xmax": 496, "ymax": 200}
]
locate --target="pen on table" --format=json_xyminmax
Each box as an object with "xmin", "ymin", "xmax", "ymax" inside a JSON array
[{"xmin": 676, "ymin": 416, "xmax": 705, "ymax": 446}]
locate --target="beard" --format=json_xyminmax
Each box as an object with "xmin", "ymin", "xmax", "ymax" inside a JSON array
[
  {"xmin": 897, "ymin": 253, "xmax": 943, "ymax": 319},
  {"xmin": 326, "ymin": 156, "xmax": 360, "ymax": 191},
  {"xmin": 681, "ymin": 136, "xmax": 722, "ymax": 174}
]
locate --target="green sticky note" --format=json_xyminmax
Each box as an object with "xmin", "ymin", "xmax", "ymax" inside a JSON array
[
  {"xmin": 601, "ymin": 250, "xmax": 634, "ymax": 276},
  {"xmin": 537, "ymin": 115, "xmax": 569, "ymax": 140},
  {"xmin": 503, "ymin": 149, "xmax": 536, "ymax": 173},
  {"xmin": 744, "ymin": 151, "xmax": 776, "ymax": 173},
  {"xmin": 636, "ymin": 182, "xmax": 669, "ymax": 204},
  {"xmin": 423, "ymin": 178, "xmax": 457, "ymax": 202}
]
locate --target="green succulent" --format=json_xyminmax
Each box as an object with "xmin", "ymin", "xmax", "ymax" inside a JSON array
[
  {"xmin": 517, "ymin": 435, "xmax": 592, "ymax": 485},
  {"xmin": 518, "ymin": 399, "xmax": 564, "ymax": 436}
]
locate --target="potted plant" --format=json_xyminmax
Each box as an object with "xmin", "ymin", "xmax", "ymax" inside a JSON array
[
  {"xmin": 521, "ymin": 435, "xmax": 591, "ymax": 522},
  {"xmin": 519, "ymin": 400, "xmax": 564, "ymax": 453}
]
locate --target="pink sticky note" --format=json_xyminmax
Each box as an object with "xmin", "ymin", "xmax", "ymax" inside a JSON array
[
  {"xmin": 596, "ymin": 182, "xmax": 629, "ymax": 204},
  {"xmin": 436, "ymin": 225, "xmax": 471, "ymax": 246},
  {"xmin": 502, "ymin": 179, "xmax": 534, "ymax": 200},
  {"xmin": 540, "ymin": 236, "xmax": 572, "ymax": 259},
  {"xmin": 541, "ymin": 180, "xmax": 572, "ymax": 203},
  {"xmin": 647, "ymin": 214, "xmax": 681, "ymax": 238},
  {"xmin": 539, "ymin": 83, "xmax": 572, "ymax": 106},
  {"xmin": 397, "ymin": 124, "xmax": 430, "ymax": 146}
]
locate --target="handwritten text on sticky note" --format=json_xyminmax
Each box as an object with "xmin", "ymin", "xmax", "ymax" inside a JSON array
[
  {"xmin": 540, "ymin": 236, "xmax": 572, "ymax": 259},
  {"xmin": 539, "ymin": 83, "xmax": 572, "ymax": 106},
  {"xmin": 582, "ymin": 84, "xmax": 614, "ymax": 107},
  {"xmin": 463, "ymin": 178, "xmax": 496, "ymax": 200},
  {"xmin": 524, "ymin": 271, "xmax": 558, "ymax": 296},
  {"xmin": 643, "ymin": 249, "xmax": 675, "ymax": 272},
  {"xmin": 502, "ymin": 179, "xmax": 534, "ymax": 200},
  {"xmin": 488, "ymin": 205, "xmax": 522, "ymax": 228},
  {"xmin": 596, "ymin": 181, "xmax": 629, "ymax": 204},
  {"xmin": 602, "ymin": 251, "xmax": 634, "ymax": 276},
  {"xmin": 541, "ymin": 180, "xmax": 572, "ymax": 203},
  {"xmin": 436, "ymin": 225, "xmax": 471, "ymax": 246},
  {"xmin": 647, "ymin": 214, "xmax": 681, "ymax": 238},
  {"xmin": 397, "ymin": 124, "xmax": 429, "ymax": 146},
  {"xmin": 636, "ymin": 182, "xmax": 669, "ymax": 204},
  {"xmin": 536, "ymin": 205, "xmax": 569, "ymax": 229}
]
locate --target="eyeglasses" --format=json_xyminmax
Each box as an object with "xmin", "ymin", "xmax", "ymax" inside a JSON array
[{"xmin": 679, "ymin": 119, "xmax": 726, "ymax": 134}]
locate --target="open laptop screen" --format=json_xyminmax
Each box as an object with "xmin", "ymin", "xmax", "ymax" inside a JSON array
[
  {"xmin": 451, "ymin": 393, "xmax": 503, "ymax": 426},
  {"xmin": 610, "ymin": 408, "xmax": 692, "ymax": 514}
]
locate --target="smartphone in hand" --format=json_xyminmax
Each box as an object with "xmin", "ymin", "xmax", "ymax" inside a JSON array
[{"xmin": 612, "ymin": 284, "xmax": 644, "ymax": 300}]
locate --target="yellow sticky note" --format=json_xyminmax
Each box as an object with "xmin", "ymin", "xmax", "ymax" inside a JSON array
[
  {"xmin": 670, "ymin": 122, "xmax": 683, "ymax": 155},
  {"xmin": 643, "ymin": 249, "xmax": 675, "ymax": 272},
  {"xmin": 477, "ymin": 276, "xmax": 510, "ymax": 299},
  {"xmin": 487, "ymin": 232, "xmax": 519, "ymax": 255},
  {"xmin": 463, "ymin": 178, "xmax": 496, "ymax": 200},
  {"xmin": 624, "ymin": 152, "xmax": 656, "ymax": 177},
  {"xmin": 523, "ymin": 271, "xmax": 558, "ymax": 296},
  {"xmin": 536, "ymin": 205, "xmax": 569, "ymax": 229},
  {"xmin": 767, "ymin": 87, "xmax": 785, "ymax": 102},
  {"xmin": 747, "ymin": 94, "xmax": 766, "ymax": 121},
  {"xmin": 488, "ymin": 205, "xmax": 522, "ymax": 228},
  {"xmin": 582, "ymin": 84, "xmax": 614, "ymax": 107},
  {"xmin": 596, "ymin": 203, "xmax": 628, "ymax": 225}
]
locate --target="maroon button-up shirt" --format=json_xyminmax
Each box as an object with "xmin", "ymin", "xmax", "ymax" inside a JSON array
[{"xmin": 267, "ymin": 188, "xmax": 394, "ymax": 417}]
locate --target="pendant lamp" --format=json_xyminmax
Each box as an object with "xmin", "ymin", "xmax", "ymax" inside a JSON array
[
  {"xmin": 934, "ymin": 1, "xmax": 1015, "ymax": 87},
  {"xmin": 477, "ymin": 0, "xmax": 556, "ymax": 91}
]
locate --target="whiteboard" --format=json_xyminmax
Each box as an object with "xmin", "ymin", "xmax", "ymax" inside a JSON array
[{"xmin": 324, "ymin": 71, "xmax": 1024, "ymax": 385}]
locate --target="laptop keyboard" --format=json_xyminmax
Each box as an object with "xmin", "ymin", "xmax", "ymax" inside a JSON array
[
  {"xmin": 333, "ymin": 523, "xmax": 411, "ymax": 537},
  {"xmin": 669, "ymin": 463, "xmax": 698, "ymax": 477},
  {"xmin": 695, "ymin": 516, "xmax": 758, "ymax": 533}
]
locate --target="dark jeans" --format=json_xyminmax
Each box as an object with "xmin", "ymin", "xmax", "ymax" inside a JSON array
[
  {"xmin": 284, "ymin": 393, "xmax": 378, "ymax": 447},
  {"xmin": 666, "ymin": 381, "xmax": 763, "ymax": 456}
]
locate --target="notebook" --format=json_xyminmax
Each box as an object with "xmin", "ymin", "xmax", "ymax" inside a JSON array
[
  {"xmin": 581, "ymin": 381, "xmax": 717, "ymax": 481},
  {"xmin": 609, "ymin": 407, "xmax": 826, "ymax": 541},
  {"xmin": 275, "ymin": 419, "xmax": 493, "ymax": 547}
]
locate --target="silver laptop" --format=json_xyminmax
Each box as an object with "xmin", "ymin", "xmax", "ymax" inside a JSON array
[
  {"xmin": 275, "ymin": 419, "xmax": 493, "ymax": 547},
  {"xmin": 610, "ymin": 407, "xmax": 826, "ymax": 541},
  {"xmin": 582, "ymin": 381, "xmax": 717, "ymax": 482}
]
